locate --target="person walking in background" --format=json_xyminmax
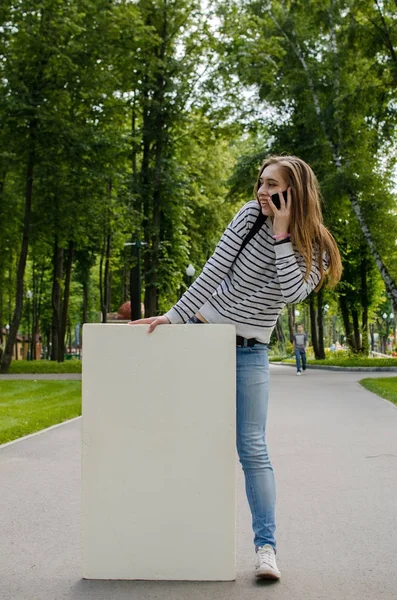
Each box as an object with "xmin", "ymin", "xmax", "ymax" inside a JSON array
[
  {"xmin": 129, "ymin": 155, "xmax": 342, "ymax": 581},
  {"xmin": 293, "ymin": 323, "xmax": 309, "ymax": 375}
]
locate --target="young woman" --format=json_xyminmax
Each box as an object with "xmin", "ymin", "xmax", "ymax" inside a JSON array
[{"xmin": 129, "ymin": 155, "xmax": 342, "ymax": 580}]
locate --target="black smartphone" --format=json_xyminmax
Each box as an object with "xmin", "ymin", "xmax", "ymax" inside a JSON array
[{"xmin": 271, "ymin": 190, "xmax": 288, "ymax": 210}]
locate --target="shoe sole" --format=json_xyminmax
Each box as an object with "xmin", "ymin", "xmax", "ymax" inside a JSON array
[{"xmin": 255, "ymin": 568, "xmax": 281, "ymax": 580}]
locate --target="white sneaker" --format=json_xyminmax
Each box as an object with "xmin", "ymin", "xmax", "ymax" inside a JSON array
[
  {"xmin": 255, "ymin": 544, "xmax": 281, "ymax": 580},
  {"xmin": 296, "ymin": 371, "xmax": 301, "ymax": 376}
]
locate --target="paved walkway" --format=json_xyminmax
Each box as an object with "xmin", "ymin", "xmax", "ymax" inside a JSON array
[{"xmin": 1, "ymin": 366, "xmax": 397, "ymax": 600}]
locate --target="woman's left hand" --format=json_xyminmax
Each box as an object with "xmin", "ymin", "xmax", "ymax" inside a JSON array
[
  {"xmin": 128, "ymin": 315, "xmax": 170, "ymax": 334},
  {"xmin": 268, "ymin": 187, "xmax": 292, "ymax": 235}
]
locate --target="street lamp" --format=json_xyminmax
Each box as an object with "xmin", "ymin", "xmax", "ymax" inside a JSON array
[
  {"xmin": 381, "ymin": 312, "xmax": 394, "ymax": 353},
  {"xmin": 124, "ymin": 240, "xmax": 146, "ymax": 321},
  {"xmin": 186, "ymin": 264, "xmax": 195, "ymax": 287},
  {"xmin": 26, "ymin": 290, "xmax": 32, "ymax": 361}
]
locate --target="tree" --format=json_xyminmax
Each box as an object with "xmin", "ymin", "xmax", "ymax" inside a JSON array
[{"xmin": 217, "ymin": 0, "xmax": 397, "ymax": 308}]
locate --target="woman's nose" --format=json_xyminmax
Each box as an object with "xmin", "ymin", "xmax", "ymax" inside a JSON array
[{"xmin": 259, "ymin": 183, "xmax": 269, "ymax": 195}]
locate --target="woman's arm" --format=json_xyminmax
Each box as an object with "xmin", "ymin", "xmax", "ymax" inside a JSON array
[
  {"xmin": 274, "ymin": 241, "xmax": 327, "ymax": 304},
  {"xmin": 165, "ymin": 203, "xmax": 254, "ymax": 324}
]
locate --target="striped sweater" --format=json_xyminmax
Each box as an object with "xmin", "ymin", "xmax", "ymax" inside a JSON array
[{"xmin": 165, "ymin": 200, "xmax": 327, "ymax": 343}]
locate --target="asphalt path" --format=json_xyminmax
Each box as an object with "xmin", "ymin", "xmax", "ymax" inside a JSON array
[{"xmin": 1, "ymin": 366, "xmax": 397, "ymax": 600}]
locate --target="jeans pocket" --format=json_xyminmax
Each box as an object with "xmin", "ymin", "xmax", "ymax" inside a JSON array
[{"xmin": 248, "ymin": 344, "xmax": 266, "ymax": 353}]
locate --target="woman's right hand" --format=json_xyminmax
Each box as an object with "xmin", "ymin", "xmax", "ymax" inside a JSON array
[{"xmin": 128, "ymin": 315, "xmax": 170, "ymax": 334}]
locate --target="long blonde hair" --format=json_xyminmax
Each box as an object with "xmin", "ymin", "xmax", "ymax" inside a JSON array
[{"xmin": 254, "ymin": 155, "xmax": 342, "ymax": 289}]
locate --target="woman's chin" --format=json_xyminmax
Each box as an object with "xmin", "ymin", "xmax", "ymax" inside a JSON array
[{"xmin": 260, "ymin": 206, "xmax": 273, "ymax": 217}]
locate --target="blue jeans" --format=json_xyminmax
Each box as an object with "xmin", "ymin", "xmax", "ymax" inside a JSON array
[
  {"xmin": 188, "ymin": 317, "xmax": 276, "ymax": 550},
  {"xmin": 295, "ymin": 348, "xmax": 306, "ymax": 372}
]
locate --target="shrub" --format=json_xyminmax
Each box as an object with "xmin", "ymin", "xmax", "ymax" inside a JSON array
[{"xmin": 8, "ymin": 360, "xmax": 82, "ymax": 374}]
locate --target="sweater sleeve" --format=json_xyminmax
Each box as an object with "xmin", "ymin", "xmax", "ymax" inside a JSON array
[
  {"xmin": 274, "ymin": 241, "xmax": 327, "ymax": 304},
  {"xmin": 165, "ymin": 203, "xmax": 254, "ymax": 323}
]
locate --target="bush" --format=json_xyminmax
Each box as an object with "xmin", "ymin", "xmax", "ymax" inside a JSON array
[
  {"xmin": 310, "ymin": 357, "xmax": 397, "ymax": 367},
  {"xmin": 282, "ymin": 356, "xmax": 397, "ymax": 368},
  {"xmin": 285, "ymin": 341, "xmax": 294, "ymax": 355},
  {"xmin": 8, "ymin": 360, "xmax": 82, "ymax": 374}
]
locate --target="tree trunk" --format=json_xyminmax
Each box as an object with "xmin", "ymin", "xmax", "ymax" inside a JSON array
[
  {"xmin": 141, "ymin": 73, "xmax": 152, "ymax": 317},
  {"xmin": 275, "ymin": 316, "xmax": 285, "ymax": 344},
  {"xmin": 339, "ymin": 295, "xmax": 355, "ymax": 352},
  {"xmin": 82, "ymin": 280, "xmax": 89, "ymax": 325},
  {"xmin": 1, "ymin": 125, "xmax": 35, "ymax": 373},
  {"xmin": 51, "ymin": 239, "xmax": 63, "ymax": 361},
  {"xmin": 287, "ymin": 305, "xmax": 295, "ymax": 342},
  {"xmin": 360, "ymin": 251, "xmax": 369, "ymax": 355},
  {"xmin": 0, "ymin": 265, "xmax": 3, "ymax": 363},
  {"xmin": 99, "ymin": 241, "xmax": 105, "ymax": 323},
  {"xmin": 122, "ymin": 257, "xmax": 129, "ymax": 304},
  {"xmin": 58, "ymin": 240, "xmax": 74, "ymax": 362},
  {"xmin": 143, "ymin": 4, "xmax": 169, "ymax": 317},
  {"xmin": 309, "ymin": 294, "xmax": 319, "ymax": 358},
  {"xmin": 31, "ymin": 258, "xmax": 43, "ymax": 360},
  {"xmin": 317, "ymin": 287, "xmax": 326, "ymax": 359},
  {"xmin": 99, "ymin": 233, "xmax": 111, "ymax": 323},
  {"xmin": 370, "ymin": 323, "xmax": 375, "ymax": 352},
  {"xmin": 103, "ymin": 233, "xmax": 111, "ymax": 320},
  {"xmin": 351, "ymin": 309, "xmax": 361, "ymax": 354},
  {"xmin": 348, "ymin": 193, "xmax": 397, "ymax": 310},
  {"xmin": 132, "ymin": 91, "xmax": 138, "ymax": 184},
  {"xmin": 273, "ymin": 9, "xmax": 397, "ymax": 309}
]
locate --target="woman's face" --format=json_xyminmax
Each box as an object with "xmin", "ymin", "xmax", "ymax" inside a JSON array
[{"xmin": 257, "ymin": 163, "xmax": 289, "ymax": 216}]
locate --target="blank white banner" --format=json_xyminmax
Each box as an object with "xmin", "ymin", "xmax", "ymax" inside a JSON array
[{"xmin": 81, "ymin": 323, "xmax": 236, "ymax": 581}]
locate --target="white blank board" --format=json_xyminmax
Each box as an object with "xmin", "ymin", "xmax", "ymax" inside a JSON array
[{"xmin": 81, "ymin": 324, "xmax": 236, "ymax": 581}]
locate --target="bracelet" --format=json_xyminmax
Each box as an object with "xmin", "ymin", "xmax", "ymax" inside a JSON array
[{"xmin": 272, "ymin": 233, "xmax": 291, "ymax": 240}]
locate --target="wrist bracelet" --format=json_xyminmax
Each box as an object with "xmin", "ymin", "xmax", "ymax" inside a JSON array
[{"xmin": 272, "ymin": 233, "xmax": 291, "ymax": 240}]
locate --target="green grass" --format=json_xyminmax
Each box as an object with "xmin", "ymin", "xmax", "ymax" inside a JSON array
[
  {"xmin": 7, "ymin": 360, "xmax": 82, "ymax": 374},
  {"xmin": 359, "ymin": 377, "xmax": 397, "ymax": 406},
  {"xmin": 280, "ymin": 357, "xmax": 397, "ymax": 368},
  {"xmin": 0, "ymin": 380, "xmax": 82, "ymax": 445}
]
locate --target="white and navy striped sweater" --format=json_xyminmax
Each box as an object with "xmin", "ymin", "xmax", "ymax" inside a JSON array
[{"xmin": 165, "ymin": 200, "xmax": 327, "ymax": 343}]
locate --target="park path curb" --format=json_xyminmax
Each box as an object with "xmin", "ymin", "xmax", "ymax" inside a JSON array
[{"xmin": 0, "ymin": 416, "xmax": 81, "ymax": 450}]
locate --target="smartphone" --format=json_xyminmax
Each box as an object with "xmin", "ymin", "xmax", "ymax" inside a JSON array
[{"xmin": 271, "ymin": 189, "xmax": 288, "ymax": 210}]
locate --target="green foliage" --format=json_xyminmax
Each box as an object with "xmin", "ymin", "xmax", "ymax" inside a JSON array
[
  {"xmin": 310, "ymin": 357, "xmax": 397, "ymax": 367},
  {"xmin": 9, "ymin": 360, "xmax": 81, "ymax": 374},
  {"xmin": 285, "ymin": 341, "xmax": 294, "ymax": 355},
  {"xmin": 282, "ymin": 356, "xmax": 397, "ymax": 367},
  {"xmin": 1, "ymin": 0, "xmax": 397, "ymax": 367}
]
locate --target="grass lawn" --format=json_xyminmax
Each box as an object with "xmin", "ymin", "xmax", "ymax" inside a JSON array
[
  {"xmin": 0, "ymin": 380, "xmax": 82, "ymax": 445},
  {"xmin": 359, "ymin": 377, "xmax": 397, "ymax": 406}
]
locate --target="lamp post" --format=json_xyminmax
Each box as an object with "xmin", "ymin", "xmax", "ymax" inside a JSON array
[
  {"xmin": 381, "ymin": 312, "xmax": 394, "ymax": 353},
  {"xmin": 26, "ymin": 290, "xmax": 32, "ymax": 360},
  {"xmin": 323, "ymin": 304, "xmax": 329, "ymax": 346},
  {"xmin": 186, "ymin": 263, "xmax": 195, "ymax": 288},
  {"xmin": 124, "ymin": 241, "xmax": 146, "ymax": 321},
  {"xmin": 388, "ymin": 312, "xmax": 394, "ymax": 353}
]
